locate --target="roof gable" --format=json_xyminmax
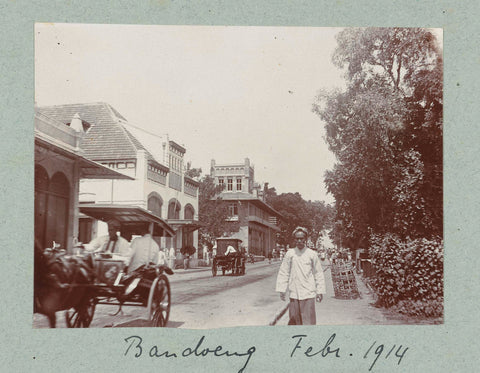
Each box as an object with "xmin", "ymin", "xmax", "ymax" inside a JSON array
[{"xmin": 36, "ymin": 102, "xmax": 161, "ymax": 163}]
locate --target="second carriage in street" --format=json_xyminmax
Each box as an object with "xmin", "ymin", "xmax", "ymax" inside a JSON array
[{"xmin": 211, "ymin": 237, "xmax": 246, "ymax": 276}]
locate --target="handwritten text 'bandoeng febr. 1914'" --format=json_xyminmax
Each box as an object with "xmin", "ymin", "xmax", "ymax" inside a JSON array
[{"xmin": 124, "ymin": 333, "xmax": 408, "ymax": 373}]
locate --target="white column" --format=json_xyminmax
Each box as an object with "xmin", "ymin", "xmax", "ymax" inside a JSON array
[{"xmin": 136, "ymin": 149, "xmax": 148, "ymax": 208}]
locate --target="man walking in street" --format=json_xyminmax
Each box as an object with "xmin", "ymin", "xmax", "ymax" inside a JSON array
[{"xmin": 275, "ymin": 227, "xmax": 326, "ymax": 325}]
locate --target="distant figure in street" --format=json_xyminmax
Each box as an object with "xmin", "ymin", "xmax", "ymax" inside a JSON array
[
  {"xmin": 128, "ymin": 225, "xmax": 160, "ymax": 273},
  {"xmin": 212, "ymin": 245, "xmax": 217, "ymax": 258},
  {"xmin": 157, "ymin": 247, "xmax": 167, "ymax": 266},
  {"xmin": 268, "ymin": 250, "xmax": 273, "ymax": 264},
  {"xmin": 276, "ymin": 227, "xmax": 326, "ymax": 325},
  {"xmin": 203, "ymin": 246, "xmax": 210, "ymax": 265},
  {"xmin": 225, "ymin": 245, "xmax": 236, "ymax": 256},
  {"xmin": 168, "ymin": 247, "xmax": 176, "ymax": 269},
  {"xmin": 84, "ymin": 219, "xmax": 131, "ymax": 263}
]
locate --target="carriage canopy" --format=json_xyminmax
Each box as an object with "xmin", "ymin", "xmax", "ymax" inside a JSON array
[{"xmin": 79, "ymin": 204, "xmax": 176, "ymax": 237}]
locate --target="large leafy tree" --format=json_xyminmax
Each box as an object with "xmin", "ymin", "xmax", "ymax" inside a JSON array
[
  {"xmin": 313, "ymin": 28, "xmax": 442, "ymax": 248},
  {"xmin": 305, "ymin": 200, "xmax": 335, "ymax": 247},
  {"xmin": 265, "ymin": 187, "xmax": 334, "ymax": 247}
]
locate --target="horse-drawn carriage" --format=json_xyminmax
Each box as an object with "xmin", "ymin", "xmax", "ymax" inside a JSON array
[
  {"xmin": 211, "ymin": 237, "xmax": 246, "ymax": 277},
  {"xmin": 211, "ymin": 253, "xmax": 246, "ymax": 276},
  {"xmin": 34, "ymin": 204, "xmax": 175, "ymax": 328}
]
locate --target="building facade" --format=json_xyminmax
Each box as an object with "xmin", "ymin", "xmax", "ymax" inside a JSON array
[
  {"xmin": 36, "ymin": 103, "xmax": 200, "ymax": 259},
  {"xmin": 34, "ymin": 110, "xmax": 130, "ymax": 253},
  {"xmin": 210, "ymin": 158, "xmax": 255, "ymax": 194},
  {"xmin": 210, "ymin": 158, "xmax": 282, "ymax": 256}
]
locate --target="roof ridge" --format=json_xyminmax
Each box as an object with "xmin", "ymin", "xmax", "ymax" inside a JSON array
[
  {"xmin": 116, "ymin": 120, "xmax": 142, "ymax": 156},
  {"xmin": 103, "ymin": 102, "xmax": 128, "ymax": 121},
  {"xmin": 119, "ymin": 123, "xmax": 163, "ymax": 166},
  {"xmin": 102, "ymin": 102, "xmax": 120, "ymax": 121},
  {"xmin": 37, "ymin": 101, "xmax": 107, "ymax": 108},
  {"xmin": 98, "ymin": 104, "xmax": 144, "ymax": 157}
]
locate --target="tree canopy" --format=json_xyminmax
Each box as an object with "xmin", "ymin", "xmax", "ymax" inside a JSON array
[
  {"xmin": 265, "ymin": 186, "xmax": 334, "ymax": 247},
  {"xmin": 313, "ymin": 28, "xmax": 442, "ymax": 250}
]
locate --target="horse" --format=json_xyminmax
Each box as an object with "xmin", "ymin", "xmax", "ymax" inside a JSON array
[{"xmin": 34, "ymin": 241, "xmax": 96, "ymax": 328}]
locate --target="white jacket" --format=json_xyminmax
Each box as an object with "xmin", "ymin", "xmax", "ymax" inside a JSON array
[{"xmin": 276, "ymin": 247, "xmax": 326, "ymax": 300}]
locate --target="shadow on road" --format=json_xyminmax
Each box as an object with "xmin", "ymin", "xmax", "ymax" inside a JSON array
[
  {"xmin": 110, "ymin": 318, "xmax": 185, "ymax": 328},
  {"xmin": 109, "ymin": 318, "xmax": 152, "ymax": 327}
]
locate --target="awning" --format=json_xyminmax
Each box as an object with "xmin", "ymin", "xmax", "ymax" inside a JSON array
[
  {"xmin": 79, "ymin": 157, "xmax": 133, "ymax": 180},
  {"xmin": 167, "ymin": 219, "xmax": 203, "ymax": 234},
  {"xmin": 79, "ymin": 204, "xmax": 175, "ymax": 237},
  {"xmin": 35, "ymin": 136, "xmax": 133, "ymax": 180}
]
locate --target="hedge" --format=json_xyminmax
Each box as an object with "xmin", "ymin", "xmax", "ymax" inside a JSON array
[{"xmin": 369, "ymin": 234, "xmax": 443, "ymax": 317}]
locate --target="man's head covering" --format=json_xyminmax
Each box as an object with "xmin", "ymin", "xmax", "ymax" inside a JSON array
[{"xmin": 292, "ymin": 226, "xmax": 308, "ymax": 238}]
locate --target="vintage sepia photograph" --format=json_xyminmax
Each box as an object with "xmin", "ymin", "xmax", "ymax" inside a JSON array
[{"xmin": 33, "ymin": 24, "xmax": 443, "ymax": 329}]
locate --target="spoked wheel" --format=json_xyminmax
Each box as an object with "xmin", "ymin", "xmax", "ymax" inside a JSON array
[
  {"xmin": 65, "ymin": 296, "xmax": 96, "ymax": 328},
  {"xmin": 148, "ymin": 274, "xmax": 171, "ymax": 327}
]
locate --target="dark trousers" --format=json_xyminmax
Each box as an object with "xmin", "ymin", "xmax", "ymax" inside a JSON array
[{"xmin": 288, "ymin": 297, "xmax": 316, "ymax": 325}]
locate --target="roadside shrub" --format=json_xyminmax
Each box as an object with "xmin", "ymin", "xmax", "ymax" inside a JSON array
[
  {"xmin": 181, "ymin": 245, "xmax": 196, "ymax": 257},
  {"xmin": 393, "ymin": 298, "xmax": 444, "ymax": 318},
  {"xmin": 369, "ymin": 234, "xmax": 443, "ymax": 317}
]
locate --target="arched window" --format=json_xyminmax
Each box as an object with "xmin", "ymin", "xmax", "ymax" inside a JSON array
[
  {"xmin": 147, "ymin": 193, "xmax": 163, "ymax": 217},
  {"xmin": 167, "ymin": 199, "xmax": 181, "ymax": 219},
  {"xmin": 35, "ymin": 165, "xmax": 49, "ymax": 248},
  {"xmin": 182, "ymin": 204, "xmax": 195, "ymax": 252},
  {"xmin": 35, "ymin": 168, "xmax": 70, "ymax": 250},
  {"xmin": 46, "ymin": 172, "xmax": 70, "ymax": 250},
  {"xmin": 184, "ymin": 204, "xmax": 195, "ymax": 220}
]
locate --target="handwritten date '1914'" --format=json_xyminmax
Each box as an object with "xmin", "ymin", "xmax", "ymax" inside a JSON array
[{"xmin": 363, "ymin": 341, "xmax": 409, "ymax": 371}]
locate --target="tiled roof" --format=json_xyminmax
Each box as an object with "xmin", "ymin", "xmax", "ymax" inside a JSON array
[{"xmin": 35, "ymin": 102, "xmax": 161, "ymax": 165}]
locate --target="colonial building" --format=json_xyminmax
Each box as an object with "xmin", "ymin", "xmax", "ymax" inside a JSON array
[
  {"xmin": 36, "ymin": 103, "xmax": 200, "ymax": 259},
  {"xmin": 210, "ymin": 158, "xmax": 283, "ymax": 256},
  {"xmin": 34, "ymin": 110, "xmax": 131, "ymax": 253}
]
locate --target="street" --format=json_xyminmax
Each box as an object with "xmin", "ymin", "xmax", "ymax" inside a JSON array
[
  {"xmin": 33, "ymin": 260, "xmax": 285, "ymax": 328},
  {"xmin": 33, "ymin": 259, "xmax": 394, "ymax": 329}
]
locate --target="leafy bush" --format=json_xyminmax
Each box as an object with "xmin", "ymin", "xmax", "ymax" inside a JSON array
[
  {"xmin": 393, "ymin": 298, "xmax": 444, "ymax": 318},
  {"xmin": 369, "ymin": 233, "xmax": 443, "ymax": 317},
  {"xmin": 180, "ymin": 245, "xmax": 196, "ymax": 257}
]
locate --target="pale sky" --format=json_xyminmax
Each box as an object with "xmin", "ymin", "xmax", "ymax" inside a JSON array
[{"xmin": 35, "ymin": 24, "xmax": 345, "ymax": 203}]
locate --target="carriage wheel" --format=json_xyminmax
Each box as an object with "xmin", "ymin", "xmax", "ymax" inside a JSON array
[
  {"xmin": 212, "ymin": 263, "xmax": 217, "ymax": 277},
  {"xmin": 148, "ymin": 275, "xmax": 171, "ymax": 327},
  {"xmin": 65, "ymin": 296, "xmax": 96, "ymax": 328}
]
